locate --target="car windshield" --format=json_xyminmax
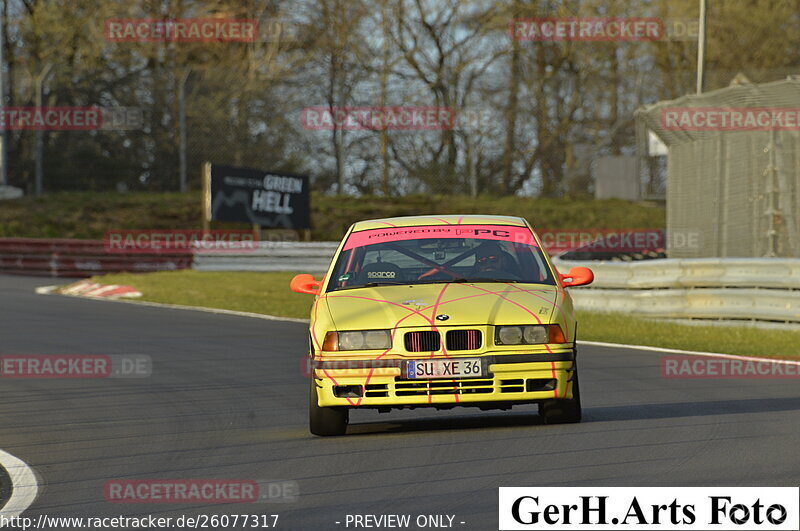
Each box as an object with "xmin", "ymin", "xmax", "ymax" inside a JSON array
[{"xmin": 327, "ymin": 224, "xmax": 554, "ymax": 292}]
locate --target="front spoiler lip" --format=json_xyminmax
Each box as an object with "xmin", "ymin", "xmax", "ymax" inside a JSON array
[{"xmin": 311, "ymin": 350, "xmax": 575, "ymax": 370}]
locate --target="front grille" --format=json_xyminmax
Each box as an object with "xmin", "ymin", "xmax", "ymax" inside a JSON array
[
  {"xmin": 334, "ymin": 378, "xmax": 559, "ymax": 399},
  {"xmin": 395, "ymin": 378, "xmax": 494, "ymax": 396},
  {"xmin": 500, "ymin": 379, "xmax": 525, "ymax": 393},
  {"xmin": 364, "ymin": 383, "xmax": 389, "ymax": 397},
  {"xmin": 392, "ymin": 378, "xmax": 536, "ymax": 396},
  {"xmin": 404, "ymin": 331, "xmax": 440, "ymax": 352},
  {"xmin": 445, "ymin": 329, "xmax": 482, "ymax": 351}
]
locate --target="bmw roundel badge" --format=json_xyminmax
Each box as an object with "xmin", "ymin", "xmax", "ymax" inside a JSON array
[{"xmin": 435, "ymin": 314, "xmax": 450, "ymax": 321}]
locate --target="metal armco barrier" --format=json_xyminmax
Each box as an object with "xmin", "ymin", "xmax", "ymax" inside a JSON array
[
  {"xmin": 0, "ymin": 238, "xmax": 193, "ymax": 277},
  {"xmin": 553, "ymin": 258, "xmax": 800, "ymax": 289},
  {"xmin": 552, "ymin": 258, "xmax": 800, "ymax": 323},
  {"xmin": 568, "ymin": 288, "xmax": 800, "ymax": 323},
  {"xmin": 193, "ymin": 242, "xmax": 339, "ymax": 273}
]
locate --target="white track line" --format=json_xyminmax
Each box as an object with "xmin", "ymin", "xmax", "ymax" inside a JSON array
[
  {"xmin": 34, "ymin": 286, "xmax": 57, "ymax": 295},
  {"xmin": 0, "ymin": 449, "xmax": 38, "ymax": 521},
  {"xmin": 579, "ymin": 340, "xmax": 800, "ymax": 366}
]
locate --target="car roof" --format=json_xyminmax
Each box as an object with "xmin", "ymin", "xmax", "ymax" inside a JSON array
[{"xmin": 351, "ymin": 214, "xmax": 528, "ymax": 232}]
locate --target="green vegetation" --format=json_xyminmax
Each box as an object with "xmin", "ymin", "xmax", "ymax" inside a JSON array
[
  {"xmin": 576, "ymin": 311, "xmax": 798, "ymax": 360},
  {"xmin": 0, "ymin": 191, "xmax": 664, "ymax": 241},
  {"xmin": 0, "ymin": 192, "xmax": 201, "ymax": 240},
  {"xmin": 81, "ymin": 270, "xmax": 799, "ymax": 359},
  {"xmin": 87, "ymin": 270, "xmax": 312, "ymax": 319}
]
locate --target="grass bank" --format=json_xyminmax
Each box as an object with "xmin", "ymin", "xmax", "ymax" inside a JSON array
[{"xmin": 1, "ymin": 191, "xmax": 664, "ymax": 240}]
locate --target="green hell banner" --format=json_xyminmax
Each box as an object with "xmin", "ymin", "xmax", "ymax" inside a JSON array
[{"xmin": 206, "ymin": 163, "xmax": 310, "ymax": 229}]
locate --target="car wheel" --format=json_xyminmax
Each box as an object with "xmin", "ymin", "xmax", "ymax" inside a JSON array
[
  {"xmin": 309, "ymin": 379, "xmax": 349, "ymax": 436},
  {"xmin": 539, "ymin": 370, "xmax": 582, "ymax": 424}
]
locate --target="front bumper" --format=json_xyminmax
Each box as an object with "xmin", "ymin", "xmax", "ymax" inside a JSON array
[{"xmin": 312, "ymin": 349, "xmax": 577, "ymax": 408}]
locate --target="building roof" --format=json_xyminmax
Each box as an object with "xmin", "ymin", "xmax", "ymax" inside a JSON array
[{"xmin": 635, "ymin": 76, "xmax": 800, "ymax": 147}]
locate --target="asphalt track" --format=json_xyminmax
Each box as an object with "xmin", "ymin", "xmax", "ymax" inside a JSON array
[{"xmin": 0, "ymin": 273, "xmax": 798, "ymax": 530}]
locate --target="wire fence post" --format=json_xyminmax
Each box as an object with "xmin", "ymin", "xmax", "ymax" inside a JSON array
[
  {"xmin": 178, "ymin": 68, "xmax": 191, "ymax": 193},
  {"xmin": 0, "ymin": 10, "xmax": 7, "ymax": 187},
  {"xmin": 34, "ymin": 63, "xmax": 54, "ymax": 196}
]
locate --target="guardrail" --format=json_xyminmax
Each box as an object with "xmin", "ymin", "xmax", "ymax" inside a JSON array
[
  {"xmin": 552, "ymin": 258, "xmax": 800, "ymax": 323},
  {"xmin": 193, "ymin": 242, "xmax": 338, "ymax": 273},
  {"xmin": 563, "ymin": 288, "xmax": 800, "ymax": 323},
  {"xmin": 0, "ymin": 238, "xmax": 193, "ymax": 277},
  {"xmin": 553, "ymin": 258, "xmax": 800, "ymax": 290}
]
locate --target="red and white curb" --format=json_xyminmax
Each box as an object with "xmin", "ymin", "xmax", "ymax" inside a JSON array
[{"xmin": 38, "ymin": 280, "xmax": 142, "ymax": 299}]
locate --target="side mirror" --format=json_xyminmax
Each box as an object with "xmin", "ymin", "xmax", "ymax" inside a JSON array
[
  {"xmin": 559, "ymin": 267, "xmax": 594, "ymax": 287},
  {"xmin": 290, "ymin": 274, "xmax": 323, "ymax": 295}
]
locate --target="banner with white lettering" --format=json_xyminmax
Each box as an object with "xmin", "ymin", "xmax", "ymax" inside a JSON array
[{"xmin": 209, "ymin": 164, "xmax": 310, "ymax": 229}]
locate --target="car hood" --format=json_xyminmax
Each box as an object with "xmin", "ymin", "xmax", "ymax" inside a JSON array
[{"xmin": 322, "ymin": 282, "xmax": 559, "ymax": 330}]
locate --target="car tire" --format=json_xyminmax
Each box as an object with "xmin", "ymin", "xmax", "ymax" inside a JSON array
[
  {"xmin": 309, "ymin": 379, "xmax": 349, "ymax": 436},
  {"xmin": 539, "ymin": 370, "xmax": 582, "ymax": 424}
]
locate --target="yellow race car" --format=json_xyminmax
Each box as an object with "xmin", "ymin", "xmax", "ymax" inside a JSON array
[{"xmin": 291, "ymin": 215, "xmax": 593, "ymax": 436}]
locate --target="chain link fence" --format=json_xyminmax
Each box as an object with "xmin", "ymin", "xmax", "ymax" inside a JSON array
[{"xmin": 636, "ymin": 76, "xmax": 800, "ymax": 258}]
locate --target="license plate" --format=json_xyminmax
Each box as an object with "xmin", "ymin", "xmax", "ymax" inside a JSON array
[{"xmin": 406, "ymin": 358, "xmax": 483, "ymax": 379}]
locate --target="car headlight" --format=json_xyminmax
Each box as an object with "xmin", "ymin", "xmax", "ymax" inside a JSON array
[
  {"xmin": 523, "ymin": 326, "xmax": 548, "ymax": 344},
  {"xmin": 322, "ymin": 330, "xmax": 392, "ymax": 351},
  {"xmin": 495, "ymin": 325, "xmax": 565, "ymax": 345},
  {"xmin": 497, "ymin": 325, "xmax": 524, "ymax": 345}
]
